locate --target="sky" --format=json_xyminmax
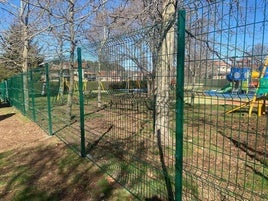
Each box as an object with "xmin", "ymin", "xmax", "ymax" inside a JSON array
[
  {"xmin": 0, "ymin": 0, "xmax": 268, "ymax": 64},
  {"xmin": 0, "ymin": 0, "xmax": 20, "ymax": 31},
  {"xmin": 188, "ymin": 0, "xmax": 268, "ymax": 62}
]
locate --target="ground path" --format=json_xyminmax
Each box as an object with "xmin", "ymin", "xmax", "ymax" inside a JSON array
[
  {"xmin": 0, "ymin": 104, "xmax": 50, "ymax": 152},
  {"xmin": 0, "ymin": 104, "xmax": 133, "ymax": 201}
]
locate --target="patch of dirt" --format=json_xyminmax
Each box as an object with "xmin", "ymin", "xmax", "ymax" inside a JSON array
[
  {"xmin": 0, "ymin": 106, "xmax": 49, "ymax": 151},
  {"xmin": 0, "ymin": 105, "xmax": 133, "ymax": 201}
]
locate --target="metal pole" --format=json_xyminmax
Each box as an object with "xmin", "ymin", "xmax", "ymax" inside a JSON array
[
  {"xmin": 21, "ymin": 73, "xmax": 26, "ymax": 115},
  {"xmin": 45, "ymin": 63, "xmax": 53, "ymax": 135},
  {"xmin": 77, "ymin": 47, "xmax": 86, "ymax": 157},
  {"xmin": 175, "ymin": 9, "xmax": 186, "ymax": 201},
  {"xmin": 30, "ymin": 70, "xmax": 36, "ymax": 121}
]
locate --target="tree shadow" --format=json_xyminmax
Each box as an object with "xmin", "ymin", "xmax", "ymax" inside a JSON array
[
  {"xmin": 0, "ymin": 102, "xmax": 10, "ymax": 108},
  {"xmin": 145, "ymin": 195, "xmax": 165, "ymax": 201},
  {"xmin": 219, "ymin": 131, "xmax": 268, "ymax": 167},
  {"xmin": 0, "ymin": 113, "xmax": 15, "ymax": 121},
  {"xmin": 86, "ymin": 125, "xmax": 113, "ymax": 153},
  {"xmin": 0, "ymin": 137, "xmax": 129, "ymax": 201},
  {"xmin": 84, "ymin": 122, "xmax": 174, "ymax": 200}
]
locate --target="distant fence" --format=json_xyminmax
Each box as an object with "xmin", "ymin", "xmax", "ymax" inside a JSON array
[
  {"xmin": 1, "ymin": 1, "xmax": 267, "ymax": 200},
  {"xmin": 0, "ymin": 81, "xmax": 8, "ymax": 102}
]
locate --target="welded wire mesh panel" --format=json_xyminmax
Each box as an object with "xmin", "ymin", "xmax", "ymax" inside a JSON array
[
  {"xmin": 5, "ymin": 67, "xmax": 51, "ymax": 133},
  {"xmin": 84, "ymin": 27, "xmax": 177, "ymax": 200},
  {"xmin": 6, "ymin": 74, "xmax": 25, "ymax": 114},
  {"xmin": 27, "ymin": 67, "xmax": 50, "ymax": 132},
  {"xmin": 47, "ymin": 65, "xmax": 84, "ymax": 154},
  {"xmin": 0, "ymin": 81, "xmax": 8, "ymax": 102},
  {"xmin": 183, "ymin": 0, "xmax": 268, "ymax": 200},
  {"xmin": 1, "ymin": 1, "xmax": 267, "ymax": 200}
]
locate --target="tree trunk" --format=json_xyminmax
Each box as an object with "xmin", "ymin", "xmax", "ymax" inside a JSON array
[
  {"xmin": 191, "ymin": 73, "xmax": 196, "ymax": 105},
  {"xmin": 97, "ymin": 59, "xmax": 102, "ymax": 108},
  {"xmin": 57, "ymin": 36, "xmax": 64, "ymax": 103},
  {"xmin": 155, "ymin": 46, "xmax": 171, "ymax": 145},
  {"xmin": 67, "ymin": 0, "xmax": 75, "ymax": 120},
  {"xmin": 22, "ymin": 36, "xmax": 29, "ymax": 112},
  {"xmin": 154, "ymin": 0, "xmax": 175, "ymax": 146},
  {"xmin": 21, "ymin": 1, "xmax": 30, "ymax": 112}
]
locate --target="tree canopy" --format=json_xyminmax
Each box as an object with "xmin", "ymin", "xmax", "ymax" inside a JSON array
[{"xmin": 0, "ymin": 23, "xmax": 43, "ymax": 81}]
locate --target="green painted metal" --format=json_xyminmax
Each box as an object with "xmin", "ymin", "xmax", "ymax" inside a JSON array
[
  {"xmin": 21, "ymin": 73, "xmax": 26, "ymax": 115},
  {"xmin": 0, "ymin": 81, "xmax": 8, "ymax": 102},
  {"xmin": 1, "ymin": 1, "xmax": 268, "ymax": 200},
  {"xmin": 45, "ymin": 64, "xmax": 53, "ymax": 135},
  {"xmin": 175, "ymin": 9, "xmax": 185, "ymax": 201},
  {"xmin": 257, "ymin": 78, "xmax": 268, "ymax": 95},
  {"xmin": 77, "ymin": 47, "xmax": 86, "ymax": 157},
  {"xmin": 30, "ymin": 70, "xmax": 36, "ymax": 122}
]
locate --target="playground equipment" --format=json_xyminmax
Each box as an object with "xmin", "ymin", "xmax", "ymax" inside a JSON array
[
  {"xmin": 62, "ymin": 77, "xmax": 88, "ymax": 93},
  {"xmin": 55, "ymin": 77, "xmax": 88, "ymax": 103},
  {"xmin": 225, "ymin": 58, "xmax": 268, "ymax": 116},
  {"xmin": 226, "ymin": 67, "xmax": 252, "ymax": 94},
  {"xmin": 74, "ymin": 77, "xmax": 88, "ymax": 92},
  {"xmin": 205, "ymin": 66, "xmax": 259, "ymax": 96},
  {"xmin": 55, "ymin": 77, "xmax": 67, "ymax": 102}
]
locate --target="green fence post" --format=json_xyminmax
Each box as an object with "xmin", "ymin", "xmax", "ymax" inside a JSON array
[
  {"xmin": 7, "ymin": 79, "xmax": 12, "ymax": 106},
  {"xmin": 21, "ymin": 73, "xmax": 26, "ymax": 115},
  {"xmin": 5, "ymin": 80, "xmax": 8, "ymax": 102},
  {"xmin": 45, "ymin": 64, "xmax": 53, "ymax": 135},
  {"xmin": 77, "ymin": 47, "xmax": 86, "ymax": 157},
  {"xmin": 175, "ymin": 9, "xmax": 186, "ymax": 201},
  {"xmin": 30, "ymin": 70, "xmax": 36, "ymax": 122}
]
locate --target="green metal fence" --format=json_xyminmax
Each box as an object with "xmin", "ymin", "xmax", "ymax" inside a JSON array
[
  {"xmin": 182, "ymin": 1, "xmax": 268, "ymax": 200},
  {"xmin": 0, "ymin": 80, "xmax": 8, "ymax": 102},
  {"xmin": 82, "ymin": 25, "xmax": 181, "ymax": 200},
  {"xmin": 1, "ymin": 0, "xmax": 268, "ymax": 200}
]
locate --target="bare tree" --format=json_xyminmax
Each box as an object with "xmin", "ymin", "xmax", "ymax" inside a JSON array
[
  {"xmin": 0, "ymin": 23, "xmax": 43, "ymax": 71},
  {"xmin": 87, "ymin": 0, "xmax": 179, "ymax": 142},
  {"xmin": 0, "ymin": 0, "xmax": 51, "ymax": 111},
  {"xmin": 85, "ymin": 1, "xmax": 178, "ymax": 199},
  {"xmin": 250, "ymin": 44, "xmax": 268, "ymax": 67},
  {"xmin": 32, "ymin": 0, "xmax": 105, "ymax": 120}
]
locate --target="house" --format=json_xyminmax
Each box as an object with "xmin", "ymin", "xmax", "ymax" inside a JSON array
[
  {"xmin": 231, "ymin": 57, "xmax": 259, "ymax": 70},
  {"xmin": 234, "ymin": 58, "xmax": 252, "ymax": 67},
  {"xmin": 49, "ymin": 61, "xmax": 150, "ymax": 83},
  {"xmin": 211, "ymin": 60, "xmax": 231, "ymax": 79}
]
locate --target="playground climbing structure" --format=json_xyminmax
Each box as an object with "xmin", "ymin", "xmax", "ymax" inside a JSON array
[{"xmin": 225, "ymin": 58, "xmax": 268, "ymax": 116}]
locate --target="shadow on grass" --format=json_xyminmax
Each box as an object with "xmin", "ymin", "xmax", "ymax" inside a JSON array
[
  {"xmin": 85, "ymin": 127, "xmax": 174, "ymax": 201},
  {"xmin": 0, "ymin": 138, "xmax": 132, "ymax": 201},
  {"xmin": 145, "ymin": 195, "xmax": 164, "ymax": 201}
]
